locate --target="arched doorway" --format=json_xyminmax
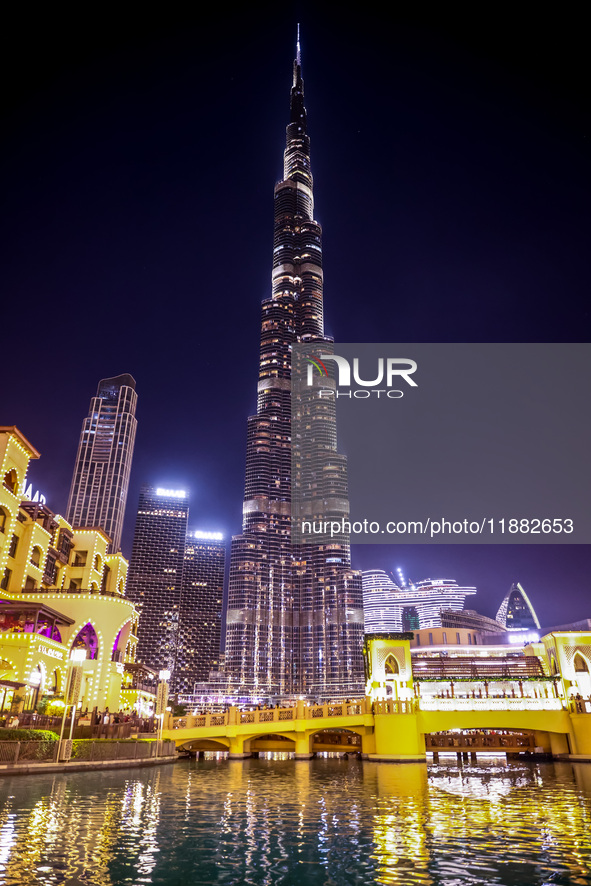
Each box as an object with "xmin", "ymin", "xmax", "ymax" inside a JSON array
[
  {"xmin": 573, "ymin": 653, "xmax": 591, "ymax": 697},
  {"xmin": 384, "ymin": 653, "xmax": 401, "ymax": 699}
]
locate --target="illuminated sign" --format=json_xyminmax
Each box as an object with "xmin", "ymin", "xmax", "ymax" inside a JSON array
[
  {"xmin": 22, "ymin": 483, "xmax": 46, "ymax": 505},
  {"xmin": 156, "ymin": 488, "xmax": 186, "ymax": 498},
  {"xmin": 37, "ymin": 645, "xmax": 65, "ymax": 660},
  {"xmin": 194, "ymin": 530, "xmax": 223, "ymax": 540},
  {"xmin": 508, "ymin": 632, "xmax": 540, "ymax": 645}
]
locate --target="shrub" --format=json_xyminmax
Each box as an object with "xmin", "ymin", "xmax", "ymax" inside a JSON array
[
  {"xmin": 0, "ymin": 729, "xmax": 59, "ymax": 741},
  {"xmin": 37, "ymin": 696, "xmax": 66, "ymax": 716},
  {"xmin": 70, "ymin": 738, "xmax": 154, "ymax": 760}
]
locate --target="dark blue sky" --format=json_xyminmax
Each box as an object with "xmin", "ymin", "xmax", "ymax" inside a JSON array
[{"xmin": 2, "ymin": 7, "xmax": 589, "ymax": 626}]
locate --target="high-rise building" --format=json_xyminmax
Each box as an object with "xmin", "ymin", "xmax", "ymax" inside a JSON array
[
  {"xmin": 496, "ymin": 582, "xmax": 541, "ymax": 631},
  {"xmin": 175, "ymin": 530, "xmax": 225, "ymax": 694},
  {"xmin": 225, "ymin": 32, "xmax": 365, "ymax": 700},
  {"xmin": 126, "ymin": 486, "xmax": 189, "ymax": 679},
  {"xmin": 126, "ymin": 488, "xmax": 225, "ymax": 693},
  {"xmin": 362, "ymin": 569, "xmax": 478, "ymax": 632},
  {"xmin": 66, "ymin": 374, "xmax": 138, "ymax": 552}
]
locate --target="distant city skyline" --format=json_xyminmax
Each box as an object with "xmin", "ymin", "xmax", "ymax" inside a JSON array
[{"xmin": 3, "ymin": 11, "xmax": 589, "ymax": 629}]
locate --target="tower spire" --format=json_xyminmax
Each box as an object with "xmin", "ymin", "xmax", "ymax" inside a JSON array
[{"xmin": 290, "ymin": 25, "xmax": 306, "ymax": 128}]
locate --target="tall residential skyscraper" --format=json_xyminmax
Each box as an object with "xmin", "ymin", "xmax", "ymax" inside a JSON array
[
  {"xmin": 175, "ymin": 531, "xmax": 225, "ymax": 694},
  {"xmin": 66, "ymin": 374, "xmax": 138, "ymax": 552},
  {"xmin": 126, "ymin": 486, "xmax": 189, "ymax": 678},
  {"xmin": 225, "ymin": 33, "xmax": 365, "ymax": 699}
]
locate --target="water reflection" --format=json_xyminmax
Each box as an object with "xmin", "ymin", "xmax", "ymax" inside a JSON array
[{"xmin": 0, "ymin": 759, "xmax": 589, "ymax": 885}]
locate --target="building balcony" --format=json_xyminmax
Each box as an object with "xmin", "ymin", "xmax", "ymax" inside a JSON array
[
  {"xmin": 19, "ymin": 586, "xmax": 124, "ymax": 600},
  {"xmin": 122, "ymin": 680, "xmax": 157, "ymax": 694}
]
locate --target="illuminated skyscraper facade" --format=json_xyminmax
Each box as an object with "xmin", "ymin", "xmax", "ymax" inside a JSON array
[
  {"xmin": 362, "ymin": 570, "xmax": 478, "ymax": 633},
  {"xmin": 175, "ymin": 531, "xmax": 225, "ymax": 694},
  {"xmin": 225, "ymin": 35, "xmax": 364, "ymax": 699},
  {"xmin": 66, "ymin": 374, "xmax": 137, "ymax": 552},
  {"xmin": 126, "ymin": 486, "xmax": 189, "ymax": 681},
  {"xmin": 127, "ymin": 488, "xmax": 225, "ymax": 692}
]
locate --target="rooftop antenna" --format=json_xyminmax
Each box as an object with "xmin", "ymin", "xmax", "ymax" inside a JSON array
[{"xmin": 296, "ymin": 23, "xmax": 301, "ymax": 66}]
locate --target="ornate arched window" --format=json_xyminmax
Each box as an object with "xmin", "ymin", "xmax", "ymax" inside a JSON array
[
  {"xmin": 2, "ymin": 470, "xmax": 18, "ymax": 495},
  {"xmin": 71, "ymin": 623, "xmax": 99, "ymax": 660},
  {"xmin": 384, "ymin": 654, "xmax": 400, "ymax": 676},
  {"xmin": 574, "ymin": 653, "xmax": 589, "ymax": 673}
]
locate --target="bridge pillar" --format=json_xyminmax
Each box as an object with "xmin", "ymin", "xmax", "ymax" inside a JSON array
[
  {"xmin": 361, "ymin": 729, "xmax": 376, "ymax": 757},
  {"xmin": 549, "ymin": 731, "xmax": 571, "ymax": 756},
  {"xmin": 294, "ymin": 731, "xmax": 313, "ymax": 760},
  {"xmin": 570, "ymin": 715, "xmax": 591, "ymax": 757},
  {"xmin": 227, "ymin": 734, "xmax": 251, "ymax": 759},
  {"xmin": 534, "ymin": 731, "xmax": 552, "ymax": 754},
  {"xmin": 369, "ymin": 713, "xmax": 426, "ymax": 763}
]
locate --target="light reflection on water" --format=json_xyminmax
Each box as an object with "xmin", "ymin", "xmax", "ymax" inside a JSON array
[{"xmin": 0, "ymin": 758, "xmax": 589, "ymax": 885}]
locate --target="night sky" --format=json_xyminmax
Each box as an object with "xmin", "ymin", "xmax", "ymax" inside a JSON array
[{"xmin": 2, "ymin": 8, "xmax": 589, "ymax": 628}]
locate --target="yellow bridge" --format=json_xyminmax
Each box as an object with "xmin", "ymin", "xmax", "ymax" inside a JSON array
[
  {"xmin": 163, "ymin": 633, "xmax": 591, "ymax": 761},
  {"xmin": 163, "ymin": 696, "xmax": 591, "ymax": 761}
]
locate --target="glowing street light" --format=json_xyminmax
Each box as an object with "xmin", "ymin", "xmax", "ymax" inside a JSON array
[
  {"xmin": 156, "ymin": 669, "xmax": 171, "ymax": 753},
  {"xmin": 28, "ymin": 670, "xmax": 42, "ymax": 712},
  {"xmin": 58, "ymin": 648, "xmax": 87, "ymax": 761}
]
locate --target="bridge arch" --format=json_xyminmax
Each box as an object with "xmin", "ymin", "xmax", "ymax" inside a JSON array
[
  {"xmin": 177, "ymin": 737, "xmax": 230, "ymax": 752},
  {"xmin": 311, "ymin": 728, "xmax": 363, "ymax": 754}
]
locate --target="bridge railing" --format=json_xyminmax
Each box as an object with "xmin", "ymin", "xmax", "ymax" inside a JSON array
[
  {"xmin": 372, "ymin": 700, "xmax": 417, "ymax": 715},
  {"xmin": 418, "ymin": 697, "xmax": 564, "ymax": 712},
  {"xmin": 171, "ymin": 699, "xmax": 369, "ymax": 730},
  {"xmin": 568, "ymin": 697, "xmax": 591, "ymax": 714},
  {"xmin": 170, "ymin": 692, "xmax": 572, "ymax": 730}
]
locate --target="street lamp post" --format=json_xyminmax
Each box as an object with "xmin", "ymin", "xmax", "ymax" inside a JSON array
[
  {"xmin": 156, "ymin": 669, "xmax": 171, "ymax": 756},
  {"xmin": 28, "ymin": 670, "xmax": 42, "ymax": 713},
  {"xmin": 58, "ymin": 649, "xmax": 87, "ymax": 761}
]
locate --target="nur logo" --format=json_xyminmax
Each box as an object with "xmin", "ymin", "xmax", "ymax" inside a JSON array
[{"xmin": 305, "ymin": 354, "xmax": 418, "ymax": 399}]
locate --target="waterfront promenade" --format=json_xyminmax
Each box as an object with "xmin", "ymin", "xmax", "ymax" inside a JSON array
[{"xmin": 0, "ymin": 738, "xmax": 177, "ymax": 775}]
